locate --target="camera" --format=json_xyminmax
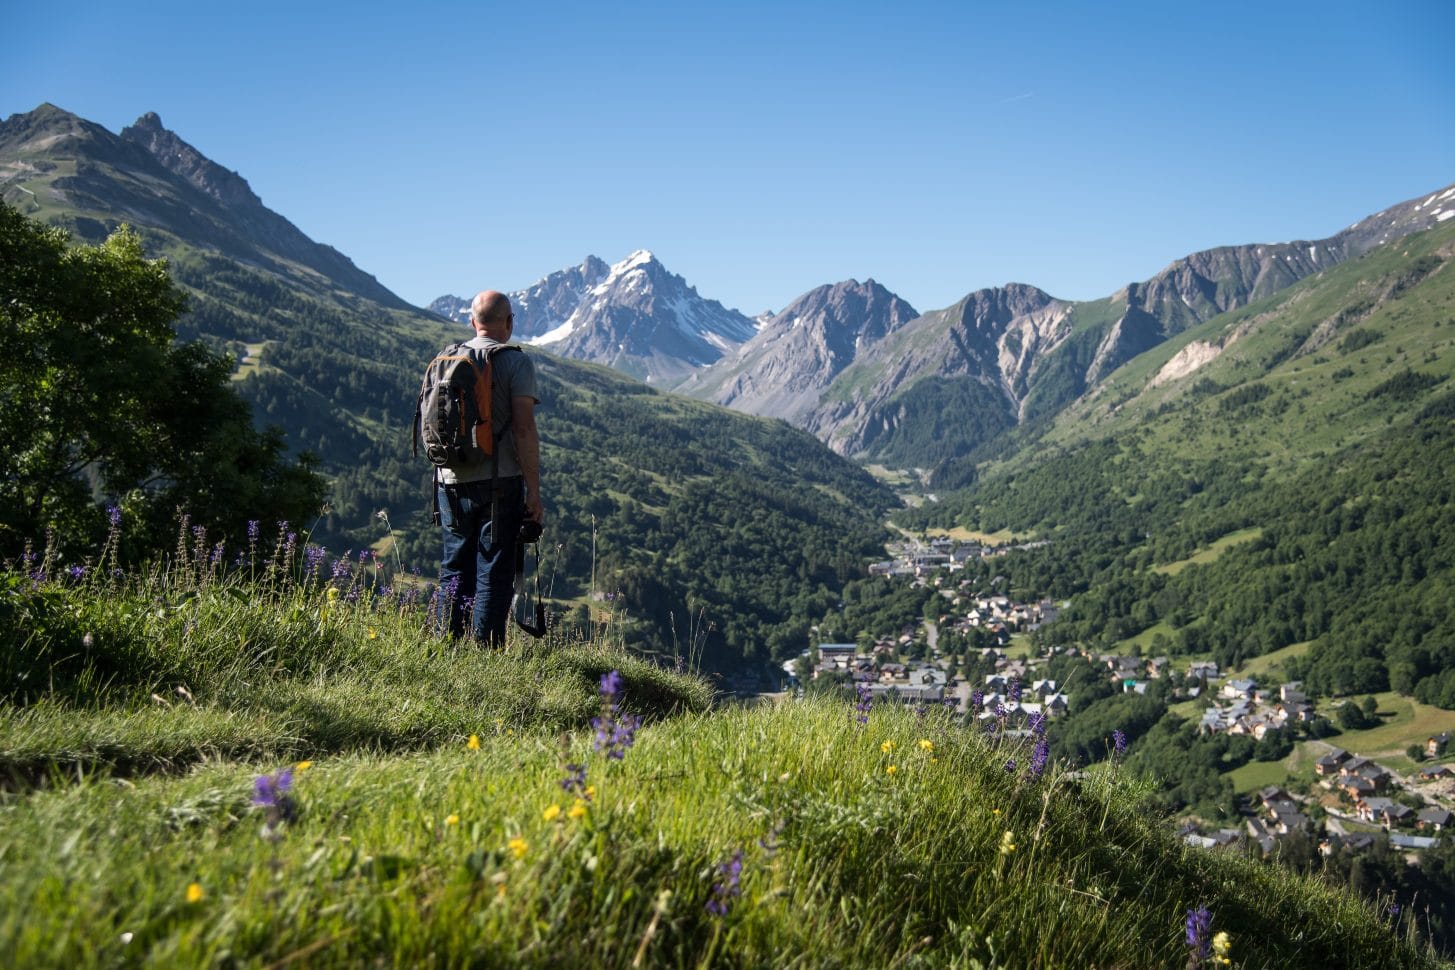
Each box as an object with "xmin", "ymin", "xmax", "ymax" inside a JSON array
[{"xmin": 518, "ymin": 518, "xmax": 543, "ymax": 543}]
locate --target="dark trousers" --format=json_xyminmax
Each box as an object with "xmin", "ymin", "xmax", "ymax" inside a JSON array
[{"xmin": 436, "ymin": 477, "xmax": 524, "ymax": 645}]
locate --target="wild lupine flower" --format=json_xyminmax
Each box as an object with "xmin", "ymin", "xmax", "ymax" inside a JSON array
[
  {"xmin": 853, "ymin": 682, "xmax": 873, "ymax": 726},
  {"xmin": 210, "ymin": 543, "xmax": 225, "ymax": 566},
  {"xmin": 1029, "ymin": 737, "xmax": 1050, "ymax": 778},
  {"xmin": 253, "ymin": 767, "xmax": 297, "ymax": 826},
  {"xmin": 1008, "ymin": 679, "xmax": 1022, "ymax": 705},
  {"xmin": 971, "ymin": 689, "xmax": 984, "ymax": 712},
  {"xmin": 561, "ymin": 763, "xmax": 590, "ymax": 798},
  {"xmin": 108, "ymin": 505, "xmax": 122, "ymax": 527},
  {"xmin": 248, "ymin": 520, "xmax": 260, "ymax": 543},
  {"xmin": 66, "ymin": 565, "xmax": 85, "ymax": 581},
  {"xmin": 1185, "ymin": 906, "xmax": 1213, "ymax": 960},
  {"xmin": 1004, "ymin": 758, "xmax": 1017, "ymax": 773},
  {"xmin": 1112, "ymin": 729, "xmax": 1128, "ymax": 760},
  {"xmin": 592, "ymin": 670, "xmax": 641, "ymax": 760},
  {"xmin": 1027, "ymin": 711, "xmax": 1047, "ymax": 736},
  {"xmin": 704, "ymin": 849, "xmax": 744, "ymax": 917}
]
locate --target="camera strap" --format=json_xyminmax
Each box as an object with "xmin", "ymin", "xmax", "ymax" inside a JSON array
[{"xmin": 512, "ymin": 534, "xmax": 547, "ymax": 638}]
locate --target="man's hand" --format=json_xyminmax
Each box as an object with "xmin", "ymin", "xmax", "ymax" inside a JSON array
[{"xmin": 526, "ymin": 493, "xmax": 544, "ymax": 524}]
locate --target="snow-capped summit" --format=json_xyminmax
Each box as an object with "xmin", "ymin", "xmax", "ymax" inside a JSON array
[{"xmin": 502, "ymin": 250, "xmax": 757, "ymax": 386}]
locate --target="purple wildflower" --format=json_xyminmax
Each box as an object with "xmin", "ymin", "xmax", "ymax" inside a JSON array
[
  {"xmin": 592, "ymin": 670, "xmax": 640, "ymax": 761},
  {"xmin": 853, "ymin": 682, "xmax": 873, "ymax": 727},
  {"xmin": 1027, "ymin": 711, "xmax": 1047, "ymax": 736},
  {"xmin": 1185, "ymin": 906, "xmax": 1213, "ymax": 959},
  {"xmin": 1029, "ymin": 737, "xmax": 1049, "ymax": 778},
  {"xmin": 705, "ymin": 849, "xmax": 744, "ymax": 917},
  {"xmin": 1004, "ymin": 757, "xmax": 1016, "ymax": 773},
  {"xmin": 561, "ymin": 763, "xmax": 590, "ymax": 798},
  {"xmin": 1008, "ymin": 679, "xmax": 1022, "ymax": 705},
  {"xmin": 66, "ymin": 565, "xmax": 85, "ymax": 581},
  {"xmin": 253, "ymin": 767, "xmax": 297, "ymax": 824},
  {"xmin": 107, "ymin": 505, "xmax": 122, "ymax": 527},
  {"xmin": 971, "ymin": 689, "xmax": 984, "ymax": 712},
  {"xmin": 1112, "ymin": 729, "xmax": 1128, "ymax": 760},
  {"xmin": 247, "ymin": 520, "xmax": 260, "ymax": 543}
]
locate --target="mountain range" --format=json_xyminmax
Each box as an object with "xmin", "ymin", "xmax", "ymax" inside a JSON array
[{"xmin": 431, "ymin": 183, "xmax": 1455, "ymax": 468}]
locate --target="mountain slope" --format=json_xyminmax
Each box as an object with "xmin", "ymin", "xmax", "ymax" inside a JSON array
[{"xmin": 677, "ymin": 279, "xmax": 919, "ymax": 426}]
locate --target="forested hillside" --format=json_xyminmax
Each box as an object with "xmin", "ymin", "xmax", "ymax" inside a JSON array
[{"xmin": 905, "ymin": 219, "xmax": 1455, "ymax": 706}]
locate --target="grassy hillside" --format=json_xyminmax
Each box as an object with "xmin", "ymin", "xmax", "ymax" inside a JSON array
[{"xmin": 1, "ymin": 561, "xmax": 1443, "ymax": 968}]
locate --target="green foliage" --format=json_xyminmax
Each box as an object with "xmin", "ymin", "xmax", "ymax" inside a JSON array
[{"xmin": 0, "ymin": 203, "xmax": 325, "ymax": 561}]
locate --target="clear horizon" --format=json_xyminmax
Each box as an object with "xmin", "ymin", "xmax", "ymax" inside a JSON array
[{"xmin": 4, "ymin": 0, "xmax": 1453, "ymax": 317}]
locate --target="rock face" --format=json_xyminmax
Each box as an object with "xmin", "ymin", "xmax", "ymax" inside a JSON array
[
  {"xmin": 680, "ymin": 280, "xmax": 918, "ymax": 425},
  {"xmin": 509, "ymin": 256, "xmax": 610, "ymax": 340}
]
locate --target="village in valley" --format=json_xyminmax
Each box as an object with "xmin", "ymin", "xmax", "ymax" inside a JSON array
[{"xmin": 784, "ymin": 533, "xmax": 1455, "ymax": 868}]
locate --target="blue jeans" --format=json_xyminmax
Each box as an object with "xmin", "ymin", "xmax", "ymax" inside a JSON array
[{"xmin": 436, "ymin": 477, "xmax": 524, "ymax": 645}]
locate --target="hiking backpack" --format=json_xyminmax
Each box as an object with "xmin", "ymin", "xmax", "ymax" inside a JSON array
[{"xmin": 412, "ymin": 342, "xmax": 518, "ymax": 469}]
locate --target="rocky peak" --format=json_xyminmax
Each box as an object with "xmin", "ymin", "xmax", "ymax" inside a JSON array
[{"xmin": 120, "ymin": 112, "xmax": 261, "ymax": 210}]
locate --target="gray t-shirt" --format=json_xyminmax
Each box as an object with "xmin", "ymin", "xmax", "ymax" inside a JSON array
[{"xmin": 439, "ymin": 336, "xmax": 539, "ymax": 485}]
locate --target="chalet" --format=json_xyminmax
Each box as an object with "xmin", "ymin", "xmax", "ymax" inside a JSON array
[
  {"xmin": 1358, "ymin": 797, "xmax": 1414, "ymax": 827},
  {"xmin": 1340, "ymin": 776, "xmax": 1377, "ymax": 799},
  {"xmin": 1315, "ymin": 749, "xmax": 1350, "ymax": 776},
  {"xmin": 1200, "ymin": 709, "xmax": 1228, "ymax": 734},
  {"xmin": 1146, "ymin": 657, "xmax": 1171, "ymax": 679},
  {"xmin": 878, "ymin": 663, "xmax": 907, "ymax": 682},
  {"xmin": 1389, "ymin": 834, "xmax": 1441, "ymax": 852},
  {"xmin": 1031, "ymin": 678, "xmax": 1058, "ymax": 697},
  {"xmin": 1428, "ymin": 733, "xmax": 1451, "ymax": 758},
  {"xmin": 1419, "ymin": 764, "xmax": 1453, "ymax": 781},
  {"xmin": 1044, "ymin": 693, "xmax": 1070, "ymax": 717},
  {"xmin": 1257, "ymin": 786, "xmax": 1293, "ymax": 806},
  {"xmin": 818, "ymin": 644, "xmax": 857, "ymax": 669},
  {"xmin": 1188, "ymin": 660, "xmax": 1220, "ymax": 681},
  {"xmin": 1280, "ymin": 682, "xmax": 1305, "ymax": 703},
  {"xmin": 1418, "ymin": 808, "xmax": 1452, "ymax": 832},
  {"xmin": 1220, "ymin": 678, "xmax": 1257, "ymax": 701}
]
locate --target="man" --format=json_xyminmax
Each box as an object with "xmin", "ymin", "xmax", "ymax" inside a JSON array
[{"xmin": 436, "ymin": 290, "xmax": 543, "ymax": 644}]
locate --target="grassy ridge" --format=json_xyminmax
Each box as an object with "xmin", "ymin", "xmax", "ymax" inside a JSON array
[{"xmin": 0, "ymin": 566, "xmax": 1445, "ymax": 966}]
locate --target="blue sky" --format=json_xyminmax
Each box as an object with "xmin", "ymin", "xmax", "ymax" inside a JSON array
[{"xmin": 5, "ymin": 0, "xmax": 1453, "ymax": 316}]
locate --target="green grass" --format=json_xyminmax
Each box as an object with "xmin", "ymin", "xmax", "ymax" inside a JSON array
[
  {"xmin": 1225, "ymin": 758, "xmax": 1291, "ymax": 793},
  {"xmin": 0, "ymin": 562, "xmax": 1445, "ymax": 967},
  {"xmin": 1233, "ymin": 640, "xmax": 1314, "ymax": 681},
  {"xmin": 1154, "ymin": 527, "xmax": 1264, "ymax": 576},
  {"xmin": 1321, "ymin": 693, "xmax": 1455, "ymax": 760}
]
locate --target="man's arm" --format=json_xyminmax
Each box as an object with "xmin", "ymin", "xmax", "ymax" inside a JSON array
[{"xmin": 512, "ymin": 395, "xmax": 543, "ymax": 523}]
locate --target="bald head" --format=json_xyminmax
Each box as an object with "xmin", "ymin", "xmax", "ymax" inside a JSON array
[{"xmin": 470, "ymin": 291, "xmax": 514, "ymax": 337}]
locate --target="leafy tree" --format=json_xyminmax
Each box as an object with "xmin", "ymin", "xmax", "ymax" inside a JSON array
[{"xmin": 0, "ymin": 203, "xmax": 325, "ymax": 560}]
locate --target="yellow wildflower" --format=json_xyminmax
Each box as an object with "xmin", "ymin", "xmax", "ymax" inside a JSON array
[
  {"xmin": 185, "ymin": 883, "xmax": 204, "ymax": 903},
  {"xmin": 1211, "ymin": 931, "xmax": 1232, "ymax": 966},
  {"xmin": 295, "ymin": 760, "xmax": 313, "ymax": 772},
  {"xmin": 543, "ymin": 803, "xmax": 562, "ymax": 822},
  {"xmin": 445, "ymin": 814, "xmax": 460, "ymax": 826},
  {"xmin": 880, "ymin": 740, "xmax": 895, "ymax": 754},
  {"xmin": 992, "ymin": 808, "xmax": 1001, "ymax": 817},
  {"xmin": 885, "ymin": 764, "xmax": 898, "ymax": 776},
  {"xmin": 999, "ymin": 830, "xmax": 1017, "ymax": 854},
  {"xmin": 585, "ymin": 785, "xmax": 597, "ymax": 800},
  {"xmin": 918, "ymin": 739, "xmax": 934, "ymax": 753},
  {"xmin": 568, "ymin": 799, "xmax": 589, "ymax": 820},
  {"xmin": 467, "ymin": 734, "xmax": 481, "ymax": 750},
  {"xmin": 327, "ymin": 587, "xmax": 339, "ymax": 601},
  {"xmin": 508, "ymin": 837, "xmax": 529, "ymax": 859},
  {"xmin": 367, "ymin": 628, "xmax": 378, "ymax": 640}
]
